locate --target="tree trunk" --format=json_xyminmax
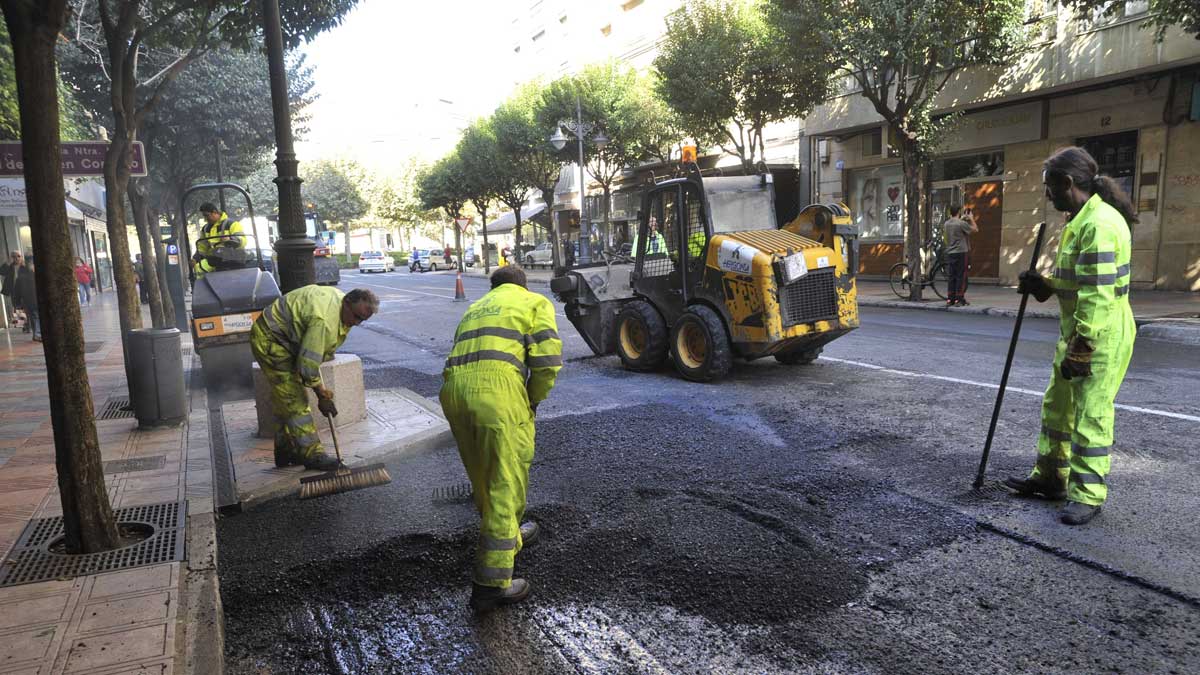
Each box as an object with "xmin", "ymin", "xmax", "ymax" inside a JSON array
[
  {"xmin": 478, "ymin": 204, "xmax": 490, "ymax": 273},
  {"xmin": 102, "ymin": 133, "xmax": 144, "ymax": 393},
  {"xmin": 513, "ymin": 211, "xmax": 523, "ymax": 268},
  {"xmin": 899, "ymin": 133, "xmax": 924, "ymax": 302},
  {"xmin": 602, "ymin": 184, "xmax": 612, "ymax": 252},
  {"xmin": 129, "ymin": 180, "xmax": 165, "ymax": 327},
  {"xmin": 1, "ymin": 0, "xmax": 120, "ymax": 553},
  {"xmin": 343, "ymin": 221, "xmax": 351, "ymax": 262}
]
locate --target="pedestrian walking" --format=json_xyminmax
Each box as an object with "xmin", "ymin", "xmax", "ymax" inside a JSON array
[
  {"xmin": 439, "ymin": 266, "xmax": 563, "ymax": 612},
  {"xmin": 1, "ymin": 250, "xmax": 22, "ymax": 325},
  {"xmin": 1004, "ymin": 146, "xmax": 1138, "ymax": 526},
  {"xmin": 73, "ymin": 257, "xmax": 93, "ymax": 306},
  {"xmin": 193, "ymin": 202, "xmax": 246, "ymax": 280},
  {"xmin": 13, "ymin": 258, "xmax": 39, "ymax": 341},
  {"xmin": 943, "ymin": 205, "xmax": 978, "ymax": 306},
  {"xmin": 443, "ymin": 245, "xmax": 453, "ymax": 266},
  {"xmin": 134, "ymin": 254, "xmax": 149, "ymax": 304},
  {"xmin": 249, "ymin": 285, "xmax": 379, "ymax": 470}
]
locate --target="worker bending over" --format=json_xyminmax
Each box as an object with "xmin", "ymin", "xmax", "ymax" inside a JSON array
[
  {"xmin": 250, "ymin": 285, "xmax": 378, "ymax": 471},
  {"xmin": 193, "ymin": 202, "xmax": 246, "ymax": 279},
  {"xmin": 440, "ymin": 266, "xmax": 562, "ymax": 612},
  {"xmin": 1006, "ymin": 146, "xmax": 1137, "ymax": 525}
]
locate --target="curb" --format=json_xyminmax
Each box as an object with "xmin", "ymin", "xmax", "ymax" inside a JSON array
[
  {"xmin": 857, "ymin": 296, "xmax": 1200, "ymax": 345},
  {"xmin": 180, "ymin": 511, "xmax": 225, "ymax": 675}
]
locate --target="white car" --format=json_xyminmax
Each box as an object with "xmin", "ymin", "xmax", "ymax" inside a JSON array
[
  {"xmin": 525, "ymin": 242, "xmax": 554, "ymax": 265},
  {"xmin": 357, "ymin": 250, "xmax": 395, "ymax": 273}
]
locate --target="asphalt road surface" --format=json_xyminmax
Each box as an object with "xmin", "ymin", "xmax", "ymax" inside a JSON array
[{"xmin": 219, "ymin": 269, "xmax": 1200, "ymax": 674}]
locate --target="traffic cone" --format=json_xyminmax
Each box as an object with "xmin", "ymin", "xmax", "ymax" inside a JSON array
[{"xmin": 454, "ymin": 268, "xmax": 467, "ymax": 302}]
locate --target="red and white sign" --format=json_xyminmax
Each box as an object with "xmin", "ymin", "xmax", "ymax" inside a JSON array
[{"xmin": 455, "ymin": 217, "xmax": 471, "ymax": 233}]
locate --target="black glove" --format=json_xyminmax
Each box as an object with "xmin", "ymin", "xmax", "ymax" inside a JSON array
[
  {"xmin": 192, "ymin": 251, "xmax": 204, "ymax": 264},
  {"xmin": 1059, "ymin": 335, "xmax": 1093, "ymax": 381},
  {"xmin": 317, "ymin": 395, "xmax": 338, "ymax": 418},
  {"xmin": 1018, "ymin": 270, "xmax": 1054, "ymax": 303}
]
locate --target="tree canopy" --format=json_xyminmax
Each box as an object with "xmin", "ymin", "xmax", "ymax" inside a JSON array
[
  {"xmin": 655, "ymin": 0, "xmax": 831, "ymax": 171},
  {"xmin": 301, "ymin": 158, "xmax": 368, "ymax": 224},
  {"xmin": 416, "ymin": 153, "xmax": 468, "ymax": 221}
]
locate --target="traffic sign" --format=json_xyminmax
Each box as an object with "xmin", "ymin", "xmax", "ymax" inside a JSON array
[
  {"xmin": 455, "ymin": 217, "xmax": 471, "ymax": 233},
  {"xmin": 0, "ymin": 141, "xmax": 147, "ymax": 177}
]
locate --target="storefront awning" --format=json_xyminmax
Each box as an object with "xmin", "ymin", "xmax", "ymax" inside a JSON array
[{"xmin": 480, "ymin": 203, "xmax": 547, "ymax": 235}]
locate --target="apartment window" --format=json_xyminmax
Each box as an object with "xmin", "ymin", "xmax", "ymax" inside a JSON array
[
  {"xmin": 1080, "ymin": 0, "xmax": 1150, "ymax": 30},
  {"xmin": 622, "ymin": 0, "xmax": 644, "ymax": 11},
  {"xmin": 1024, "ymin": 0, "xmax": 1058, "ymax": 42},
  {"xmin": 559, "ymin": 14, "xmax": 567, "ymax": 24},
  {"xmin": 514, "ymin": 45, "xmax": 521, "ymax": 54},
  {"xmin": 601, "ymin": 24, "xmax": 612, "ymax": 36},
  {"xmin": 1077, "ymin": 130, "xmax": 1138, "ymax": 198},
  {"xmin": 532, "ymin": 29, "xmax": 545, "ymax": 42},
  {"xmin": 862, "ymin": 128, "xmax": 883, "ymax": 157}
]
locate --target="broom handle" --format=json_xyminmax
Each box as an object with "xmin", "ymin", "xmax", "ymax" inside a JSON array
[
  {"xmin": 325, "ymin": 411, "xmax": 343, "ymax": 465},
  {"xmin": 974, "ymin": 222, "xmax": 1047, "ymax": 489}
]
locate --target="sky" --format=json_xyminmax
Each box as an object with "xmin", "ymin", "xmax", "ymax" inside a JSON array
[{"xmin": 295, "ymin": 0, "xmax": 514, "ymax": 175}]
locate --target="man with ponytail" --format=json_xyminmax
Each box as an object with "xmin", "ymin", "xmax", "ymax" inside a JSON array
[{"xmin": 1004, "ymin": 146, "xmax": 1137, "ymax": 525}]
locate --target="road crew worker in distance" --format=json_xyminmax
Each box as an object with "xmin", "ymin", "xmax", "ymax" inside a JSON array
[
  {"xmin": 193, "ymin": 202, "xmax": 246, "ymax": 279},
  {"xmin": 250, "ymin": 286, "xmax": 378, "ymax": 471},
  {"xmin": 1005, "ymin": 146, "xmax": 1137, "ymax": 526},
  {"xmin": 440, "ymin": 265, "xmax": 563, "ymax": 613}
]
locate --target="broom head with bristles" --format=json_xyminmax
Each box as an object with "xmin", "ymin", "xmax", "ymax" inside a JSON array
[{"xmin": 298, "ymin": 463, "xmax": 392, "ymax": 500}]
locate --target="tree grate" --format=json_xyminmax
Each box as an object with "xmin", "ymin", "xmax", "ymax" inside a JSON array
[
  {"xmin": 0, "ymin": 500, "xmax": 187, "ymax": 588},
  {"xmin": 97, "ymin": 396, "xmax": 135, "ymax": 420},
  {"xmin": 103, "ymin": 455, "xmax": 166, "ymax": 474}
]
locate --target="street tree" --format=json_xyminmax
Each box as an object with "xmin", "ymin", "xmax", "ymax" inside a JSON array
[
  {"xmin": 60, "ymin": 0, "xmax": 357, "ymax": 377},
  {"xmin": 1060, "ymin": 0, "xmax": 1200, "ymax": 39},
  {"xmin": 368, "ymin": 163, "xmax": 425, "ymax": 252},
  {"xmin": 301, "ymin": 158, "xmax": 368, "ymax": 256},
  {"xmin": 767, "ymin": 0, "xmax": 1030, "ymax": 300},
  {"xmin": 655, "ymin": 0, "xmax": 831, "ymax": 172},
  {"xmin": 416, "ymin": 153, "xmax": 469, "ymax": 262},
  {"xmin": 0, "ymin": 0, "xmax": 120, "ymax": 553},
  {"xmin": 0, "ymin": 21, "xmax": 90, "ymax": 140},
  {"xmin": 491, "ymin": 82, "xmax": 561, "ymax": 265},
  {"xmin": 457, "ymin": 119, "xmax": 507, "ymax": 272},
  {"xmin": 539, "ymin": 61, "xmax": 656, "ymax": 251},
  {"xmin": 627, "ymin": 71, "xmax": 688, "ymax": 167}
]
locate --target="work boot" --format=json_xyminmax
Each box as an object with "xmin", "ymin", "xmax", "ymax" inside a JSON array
[
  {"xmin": 1061, "ymin": 501, "xmax": 1101, "ymax": 525},
  {"xmin": 273, "ymin": 446, "xmax": 299, "ymax": 468},
  {"xmin": 302, "ymin": 452, "xmax": 341, "ymax": 472},
  {"xmin": 470, "ymin": 579, "xmax": 532, "ymax": 613},
  {"xmin": 1002, "ymin": 475, "xmax": 1067, "ymax": 501},
  {"xmin": 520, "ymin": 521, "xmax": 540, "ymax": 546}
]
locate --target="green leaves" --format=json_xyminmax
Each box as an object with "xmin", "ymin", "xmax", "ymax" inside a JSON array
[
  {"xmin": 416, "ymin": 153, "xmax": 468, "ymax": 221},
  {"xmin": 301, "ymin": 158, "xmax": 368, "ymax": 224}
]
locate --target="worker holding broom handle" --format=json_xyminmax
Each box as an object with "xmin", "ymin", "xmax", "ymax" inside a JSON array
[
  {"xmin": 440, "ymin": 266, "xmax": 562, "ymax": 613},
  {"xmin": 1004, "ymin": 146, "xmax": 1137, "ymax": 526},
  {"xmin": 250, "ymin": 286, "xmax": 379, "ymax": 472}
]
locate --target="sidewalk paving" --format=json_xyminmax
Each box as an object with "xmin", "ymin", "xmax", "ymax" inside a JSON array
[
  {"xmin": 467, "ymin": 265, "xmax": 1200, "ymax": 344},
  {"xmin": 0, "ymin": 293, "xmax": 451, "ymax": 674}
]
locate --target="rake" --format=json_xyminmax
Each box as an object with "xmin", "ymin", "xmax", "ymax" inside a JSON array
[{"xmin": 299, "ymin": 411, "xmax": 392, "ymax": 499}]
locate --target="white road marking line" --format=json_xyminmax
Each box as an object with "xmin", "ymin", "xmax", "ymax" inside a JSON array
[
  {"xmin": 352, "ymin": 279, "xmax": 456, "ymax": 299},
  {"xmin": 821, "ymin": 356, "xmax": 1200, "ymax": 423}
]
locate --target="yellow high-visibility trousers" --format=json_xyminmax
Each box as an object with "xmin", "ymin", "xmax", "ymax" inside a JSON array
[
  {"xmin": 439, "ymin": 365, "xmax": 535, "ymax": 589},
  {"xmin": 249, "ymin": 321, "xmax": 324, "ymax": 460}
]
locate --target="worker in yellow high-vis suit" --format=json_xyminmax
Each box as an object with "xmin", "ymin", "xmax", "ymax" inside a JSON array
[
  {"xmin": 1005, "ymin": 146, "xmax": 1137, "ymax": 526},
  {"xmin": 193, "ymin": 202, "xmax": 246, "ymax": 279},
  {"xmin": 249, "ymin": 286, "xmax": 379, "ymax": 471},
  {"xmin": 439, "ymin": 265, "xmax": 563, "ymax": 613}
]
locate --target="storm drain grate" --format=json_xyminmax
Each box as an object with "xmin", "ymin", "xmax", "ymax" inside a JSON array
[
  {"xmin": 0, "ymin": 500, "xmax": 187, "ymax": 587},
  {"xmin": 97, "ymin": 396, "xmax": 135, "ymax": 420},
  {"xmin": 84, "ymin": 341, "xmax": 104, "ymax": 353},
  {"xmin": 103, "ymin": 455, "xmax": 166, "ymax": 474}
]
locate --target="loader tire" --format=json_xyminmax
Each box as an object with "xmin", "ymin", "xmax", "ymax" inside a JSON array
[
  {"xmin": 616, "ymin": 301, "xmax": 668, "ymax": 371},
  {"xmin": 774, "ymin": 345, "xmax": 822, "ymax": 365},
  {"xmin": 670, "ymin": 305, "xmax": 732, "ymax": 382}
]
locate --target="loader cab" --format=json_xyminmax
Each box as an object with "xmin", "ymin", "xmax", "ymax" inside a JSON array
[{"xmin": 632, "ymin": 173, "xmax": 711, "ymax": 325}]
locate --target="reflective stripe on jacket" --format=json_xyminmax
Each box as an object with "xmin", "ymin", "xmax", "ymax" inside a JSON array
[
  {"xmin": 1050, "ymin": 193, "xmax": 1133, "ymax": 342},
  {"xmin": 196, "ymin": 213, "xmax": 246, "ymax": 255},
  {"xmin": 444, "ymin": 283, "xmax": 563, "ymax": 404},
  {"xmin": 258, "ymin": 285, "xmax": 348, "ymax": 388}
]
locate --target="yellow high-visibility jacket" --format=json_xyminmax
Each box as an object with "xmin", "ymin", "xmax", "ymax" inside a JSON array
[
  {"xmin": 257, "ymin": 285, "xmax": 349, "ymax": 388},
  {"xmin": 444, "ymin": 283, "xmax": 562, "ymax": 404}
]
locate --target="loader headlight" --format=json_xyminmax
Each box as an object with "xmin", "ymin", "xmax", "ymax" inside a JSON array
[{"xmin": 782, "ymin": 252, "xmax": 809, "ymax": 283}]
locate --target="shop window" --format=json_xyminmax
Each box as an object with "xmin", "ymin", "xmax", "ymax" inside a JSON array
[
  {"xmin": 1076, "ymin": 130, "xmax": 1137, "ymax": 198},
  {"xmin": 931, "ymin": 152, "xmax": 1005, "ymax": 182},
  {"xmin": 849, "ymin": 165, "xmax": 905, "ymax": 240}
]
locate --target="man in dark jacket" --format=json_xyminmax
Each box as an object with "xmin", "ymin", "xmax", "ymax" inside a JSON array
[
  {"xmin": 13, "ymin": 258, "xmax": 39, "ymax": 341},
  {"xmin": 2, "ymin": 251, "xmax": 24, "ymax": 332}
]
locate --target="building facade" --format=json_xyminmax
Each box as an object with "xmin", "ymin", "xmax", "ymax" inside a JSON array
[{"xmin": 806, "ymin": 5, "xmax": 1200, "ymax": 290}]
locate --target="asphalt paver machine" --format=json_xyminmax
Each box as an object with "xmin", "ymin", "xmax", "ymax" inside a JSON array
[
  {"xmin": 551, "ymin": 164, "xmax": 861, "ymax": 382},
  {"xmin": 180, "ymin": 182, "xmax": 281, "ymax": 391}
]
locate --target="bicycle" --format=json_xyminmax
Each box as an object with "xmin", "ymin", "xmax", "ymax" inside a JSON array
[{"xmin": 888, "ymin": 239, "xmax": 948, "ymax": 300}]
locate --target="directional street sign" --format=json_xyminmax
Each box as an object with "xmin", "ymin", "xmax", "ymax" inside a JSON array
[{"xmin": 0, "ymin": 141, "xmax": 148, "ymax": 178}]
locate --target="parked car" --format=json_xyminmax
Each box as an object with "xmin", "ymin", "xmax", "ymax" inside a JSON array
[
  {"xmin": 464, "ymin": 249, "xmax": 476, "ymax": 267},
  {"xmin": 525, "ymin": 241, "xmax": 554, "ymax": 265},
  {"xmin": 357, "ymin": 250, "xmax": 394, "ymax": 274},
  {"xmin": 410, "ymin": 249, "xmax": 458, "ymax": 272}
]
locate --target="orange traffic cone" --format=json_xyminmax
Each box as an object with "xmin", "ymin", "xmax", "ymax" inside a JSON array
[{"xmin": 454, "ymin": 268, "xmax": 467, "ymax": 302}]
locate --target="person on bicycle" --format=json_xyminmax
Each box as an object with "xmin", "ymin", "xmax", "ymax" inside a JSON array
[{"xmin": 943, "ymin": 205, "xmax": 977, "ymax": 306}]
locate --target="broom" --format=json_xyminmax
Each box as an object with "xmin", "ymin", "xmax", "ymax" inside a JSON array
[{"xmin": 299, "ymin": 411, "xmax": 392, "ymax": 499}]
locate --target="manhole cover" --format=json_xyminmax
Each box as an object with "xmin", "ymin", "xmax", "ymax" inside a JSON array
[
  {"xmin": 0, "ymin": 500, "xmax": 187, "ymax": 587},
  {"xmin": 103, "ymin": 455, "xmax": 166, "ymax": 474},
  {"xmin": 97, "ymin": 396, "xmax": 135, "ymax": 420}
]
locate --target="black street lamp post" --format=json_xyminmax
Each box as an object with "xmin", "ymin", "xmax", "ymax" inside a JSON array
[
  {"xmin": 262, "ymin": 0, "xmax": 314, "ymax": 293},
  {"xmin": 550, "ymin": 95, "xmax": 608, "ymax": 265}
]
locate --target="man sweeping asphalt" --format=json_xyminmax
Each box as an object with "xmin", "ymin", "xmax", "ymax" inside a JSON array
[
  {"xmin": 1005, "ymin": 146, "xmax": 1137, "ymax": 525},
  {"xmin": 250, "ymin": 285, "xmax": 378, "ymax": 471},
  {"xmin": 440, "ymin": 266, "xmax": 562, "ymax": 612}
]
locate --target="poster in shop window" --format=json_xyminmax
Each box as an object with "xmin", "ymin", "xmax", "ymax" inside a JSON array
[{"xmin": 851, "ymin": 165, "xmax": 904, "ymax": 239}]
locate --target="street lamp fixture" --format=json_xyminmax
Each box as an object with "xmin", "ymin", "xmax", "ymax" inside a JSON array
[{"xmin": 549, "ymin": 95, "xmax": 610, "ymax": 265}]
